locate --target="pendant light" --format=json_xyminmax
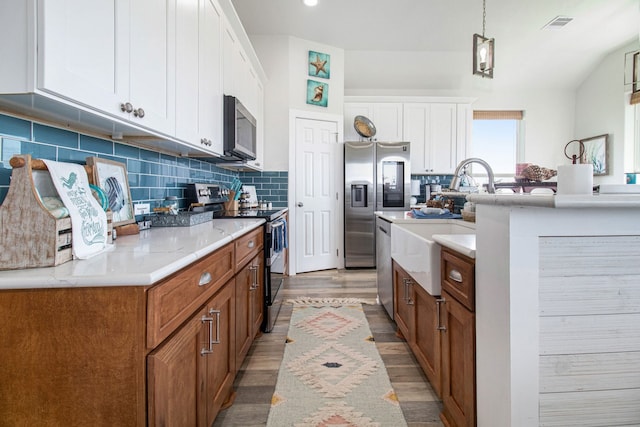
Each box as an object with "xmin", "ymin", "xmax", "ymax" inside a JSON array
[
  {"xmin": 303, "ymin": 0, "xmax": 318, "ymax": 6},
  {"xmin": 473, "ymin": 0, "xmax": 494, "ymax": 78}
]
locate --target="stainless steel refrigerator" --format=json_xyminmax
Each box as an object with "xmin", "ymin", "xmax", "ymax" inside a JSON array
[{"xmin": 344, "ymin": 141, "xmax": 410, "ymax": 268}]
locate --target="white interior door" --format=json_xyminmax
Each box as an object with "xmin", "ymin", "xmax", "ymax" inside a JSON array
[{"xmin": 294, "ymin": 117, "xmax": 339, "ymax": 273}]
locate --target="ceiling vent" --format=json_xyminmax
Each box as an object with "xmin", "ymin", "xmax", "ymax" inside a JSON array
[{"xmin": 542, "ymin": 16, "xmax": 574, "ymax": 29}]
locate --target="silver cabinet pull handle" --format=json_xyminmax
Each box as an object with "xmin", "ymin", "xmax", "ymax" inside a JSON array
[
  {"xmin": 436, "ymin": 298, "xmax": 446, "ymax": 331},
  {"xmin": 199, "ymin": 272, "xmax": 212, "ymax": 286},
  {"xmin": 297, "ymin": 202, "xmax": 304, "ymax": 207},
  {"xmin": 133, "ymin": 107, "xmax": 145, "ymax": 118},
  {"xmin": 201, "ymin": 314, "xmax": 214, "ymax": 355},
  {"xmin": 248, "ymin": 240, "xmax": 255, "ymax": 248},
  {"xmin": 448, "ymin": 269, "xmax": 463, "ymax": 283},
  {"xmin": 210, "ymin": 309, "xmax": 221, "ymax": 345},
  {"xmin": 403, "ymin": 278, "xmax": 414, "ymax": 305},
  {"xmin": 249, "ymin": 265, "xmax": 258, "ymax": 290}
]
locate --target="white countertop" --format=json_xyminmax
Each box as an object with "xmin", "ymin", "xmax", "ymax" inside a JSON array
[
  {"xmin": 432, "ymin": 234, "xmax": 476, "ymax": 259},
  {"xmin": 0, "ymin": 218, "xmax": 265, "ymax": 289},
  {"xmin": 466, "ymin": 193, "xmax": 640, "ymax": 208},
  {"xmin": 375, "ymin": 210, "xmax": 475, "ymax": 227}
]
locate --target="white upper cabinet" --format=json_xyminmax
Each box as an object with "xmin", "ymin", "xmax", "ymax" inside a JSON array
[
  {"xmin": 222, "ymin": 15, "xmax": 265, "ymax": 169},
  {"xmin": 0, "ymin": 0, "xmax": 263, "ymax": 158},
  {"xmin": 343, "ymin": 103, "xmax": 403, "ymax": 142},
  {"xmin": 39, "ymin": 0, "xmax": 175, "ymax": 135},
  {"xmin": 37, "ymin": 0, "xmax": 130, "ymax": 116},
  {"xmin": 128, "ymin": 0, "xmax": 175, "ymax": 135},
  {"xmin": 401, "ymin": 102, "xmax": 472, "ymax": 174},
  {"xmin": 175, "ymin": 0, "xmax": 223, "ymax": 155}
]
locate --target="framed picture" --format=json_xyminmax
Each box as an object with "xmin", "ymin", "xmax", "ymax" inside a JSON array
[
  {"xmin": 580, "ymin": 134, "xmax": 609, "ymax": 176},
  {"xmin": 634, "ymin": 52, "xmax": 640, "ymax": 93},
  {"xmin": 306, "ymin": 79, "xmax": 328, "ymax": 107},
  {"xmin": 86, "ymin": 157, "xmax": 135, "ymax": 226},
  {"xmin": 308, "ymin": 50, "xmax": 330, "ymax": 79}
]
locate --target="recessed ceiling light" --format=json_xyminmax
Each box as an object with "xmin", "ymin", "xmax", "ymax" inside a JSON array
[{"xmin": 303, "ymin": 0, "xmax": 318, "ymax": 6}]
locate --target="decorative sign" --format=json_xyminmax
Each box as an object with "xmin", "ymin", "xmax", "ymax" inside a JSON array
[
  {"xmin": 308, "ymin": 51, "xmax": 330, "ymax": 79},
  {"xmin": 306, "ymin": 80, "xmax": 328, "ymax": 108}
]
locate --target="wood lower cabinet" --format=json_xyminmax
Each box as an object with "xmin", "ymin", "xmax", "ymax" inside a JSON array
[
  {"xmin": 148, "ymin": 280, "xmax": 236, "ymax": 427},
  {"xmin": 393, "ymin": 261, "xmax": 414, "ymax": 340},
  {"xmin": 412, "ymin": 284, "xmax": 442, "ymax": 398},
  {"xmin": 0, "ymin": 226, "xmax": 264, "ymax": 426},
  {"xmin": 393, "ymin": 261, "xmax": 442, "ymax": 397},
  {"xmin": 440, "ymin": 248, "xmax": 476, "ymax": 427},
  {"xmin": 235, "ymin": 252, "xmax": 264, "ymax": 365}
]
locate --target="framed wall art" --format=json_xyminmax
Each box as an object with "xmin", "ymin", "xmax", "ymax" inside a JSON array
[
  {"xmin": 306, "ymin": 79, "xmax": 328, "ymax": 107},
  {"xmin": 580, "ymin": 134, "xmax": 609, "ymax": 176},
  {"xmin": 86, "ymin": 157, "xmax": 135, "ymax": 226},
  {"xmin": 308, "ymin": 51, "xmax": 330, "ymax": 79}
]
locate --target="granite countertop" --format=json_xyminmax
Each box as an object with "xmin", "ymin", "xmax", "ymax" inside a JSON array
[
  {"xmin": 466, "ymin": 193, "xmax": 640, "ymax": 208},
  {"xmin": 432, "ymin": 234, "xmax": 476, "ymax": 259},
  {"xmin": 0, "ymin": 218, "xmax": 265, "ymax": 290}
]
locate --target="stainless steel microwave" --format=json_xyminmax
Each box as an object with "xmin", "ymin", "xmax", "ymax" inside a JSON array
[{"xmin": 222, "ymin": 95, "xmax": 256, "ymax": 161}]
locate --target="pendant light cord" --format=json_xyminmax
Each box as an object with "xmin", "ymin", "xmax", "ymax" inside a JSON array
[{"xmin": 482, "ymin": 0, "xmax": 486, "ymax": 37}]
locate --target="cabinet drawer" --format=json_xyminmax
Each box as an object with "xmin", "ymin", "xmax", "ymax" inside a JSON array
[
  {"xmin": 147, "ymin": 243, "xmax": 235, "ymax": 348},
  {"xmin": 235, "ymin": 227, "xmax": 263, "ymax": 272},
  {"xmin": 441, "ymin": 248, "xmax": 475, "ymax": 311}
]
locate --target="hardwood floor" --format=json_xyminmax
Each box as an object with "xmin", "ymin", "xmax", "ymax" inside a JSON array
[{"xmin": 213, "ymin": 269, "xmax": 444, "ymax": 427}]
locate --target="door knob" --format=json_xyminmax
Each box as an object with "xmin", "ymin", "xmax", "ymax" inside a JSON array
[{"xmin": 297, "ymin": 202, "xmax": 304, "ymax": 207}]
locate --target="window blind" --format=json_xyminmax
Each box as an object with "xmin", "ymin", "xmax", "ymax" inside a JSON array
[{"xmin": 473, "ymin": 110, "xmax": 524, "ymax": 120}]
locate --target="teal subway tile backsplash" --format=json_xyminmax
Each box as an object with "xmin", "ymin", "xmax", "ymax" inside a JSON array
[
  {"xmin": 33, "ymin": 123, "xmax": 79, "ymax": 148},
  {"xmin": 0, "ymin": 112, "xmax": 288, "ymax": 211},
  {"xmin": 0, "ymin": 115, "xmax": 31, "ymax": 140},
  {"xmin": 239, "ymin": 171, "xmax": 289, "ymax": 208}
]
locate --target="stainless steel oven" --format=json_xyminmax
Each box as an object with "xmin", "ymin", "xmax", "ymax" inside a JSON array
[{"xmin": 263, "ymin": 212, "xmax": 287, "ymax": 332}]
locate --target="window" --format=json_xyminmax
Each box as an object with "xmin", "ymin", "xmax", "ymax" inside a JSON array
[{"xmin": 471, "ymin": 110, "xmax": 524, "ymax": 177}]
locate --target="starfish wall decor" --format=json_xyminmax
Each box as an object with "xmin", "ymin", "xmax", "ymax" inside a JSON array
[{"xmin": 308, "ymin": 50, "xmax": 330, "ymax": 79}]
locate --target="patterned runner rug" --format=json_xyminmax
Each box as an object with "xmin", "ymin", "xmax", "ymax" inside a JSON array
[{"xmin": 266, "ymin": 298, "xmax": 408, "ymax": 427}]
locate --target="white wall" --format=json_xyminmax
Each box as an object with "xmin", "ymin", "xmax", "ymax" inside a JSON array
[
  {"xmin": 252, "ymin": 34, "xmax": 637, "ymax": 179},
  {"xmin": 250, "ymin": 35, "xmax": 344, "ymax": 171},
  {"xmin": 574, "ymin": 39, "xmax": 640, "ymax": 184}
]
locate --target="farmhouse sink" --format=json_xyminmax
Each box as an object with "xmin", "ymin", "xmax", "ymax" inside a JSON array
[{"xmin": 390, "ymin": 221, "xmax": 475, "ymax": 295}]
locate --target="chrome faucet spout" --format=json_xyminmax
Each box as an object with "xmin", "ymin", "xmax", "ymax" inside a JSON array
[{"xmin": 449, "ymin": 158, "xmax": 496, "ymax": 193}]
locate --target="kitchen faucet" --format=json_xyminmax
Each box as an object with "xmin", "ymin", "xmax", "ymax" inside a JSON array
[{"xmin": 449, "ymin": 158, "xmax": 496, "ymax": 193}]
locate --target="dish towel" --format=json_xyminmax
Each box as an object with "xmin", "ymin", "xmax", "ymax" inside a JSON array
[
  {"xmin": 410, "ymin": 208, "xmax": 462, "ymax": 219},
  {"xmin": 273, "ymin": 218, "xmax": 288, "ymax": 253},
  {"xmin": 43, "ymin": 160, "xmax": 108, "ymax": 259}
]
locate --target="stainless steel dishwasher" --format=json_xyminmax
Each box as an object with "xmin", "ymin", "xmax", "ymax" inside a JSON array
[{"xmin": 376, "ymin": 216, "xmax": 393, "ymax": 319}]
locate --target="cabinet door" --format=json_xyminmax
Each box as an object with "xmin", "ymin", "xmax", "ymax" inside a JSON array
[
  {"xmin": 392, "ymin": 261, "xmax": 413, "ymax": 341},
  {"xmin": 245, "ymin": 78, "xmax": 264, "ymax": 170},
  {"xmin": 456, "ymin": 104, "xmax": 472, "ymax": 167},
  {"xmin": 412, "ymin": 284, "xmax": 442, "ymax": 398},
  {"xmin": 38, "ymin": 0, "xmax": 130, "ymax": 115},
  {"xmin": 235, "ymin": 253, "xmax": 264, "ymax": 365},
  {"xmin": 428, "ymin": 103, "xmax": 457, "ymax": 174},
  {"xmin": 199, "ymin": 0, "xmax": 224, "ymax": 155},
  {"xmin": 403, "ymin": 103, "xmax": 429, "ymax": 172},
  {"xmin": 204, "ymin": 280, "xmax": 236, "ymax": 427},
  {"xmin": 129, "ymin": 0, "xmax": 175, "ymax": 134},
  {"xmin": 344, "ymin": 103, "xmax": 403, "ymax": 142},
  {"xmin": 440, "ymin": 291, "xmax": 475, "ymax": 427},
  {"xmin": 372, "ymin": 103, "xmax": 403, "ymax": 141},
  {"xmin": 148, "ymin": 306, "xmax": 207, "ymax": 427},
  {"xmin": 176, "ymin": 0, "xmax": 223, "ymax": 154}
]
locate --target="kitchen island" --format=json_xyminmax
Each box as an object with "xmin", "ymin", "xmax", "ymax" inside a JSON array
[
  {"xmin": 0, "ymin": 218, "xmax": 265, "ymax": 426},
  {"xmin": 467, "ymin": 193, "xmax": 640, "ymax": 427}
]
